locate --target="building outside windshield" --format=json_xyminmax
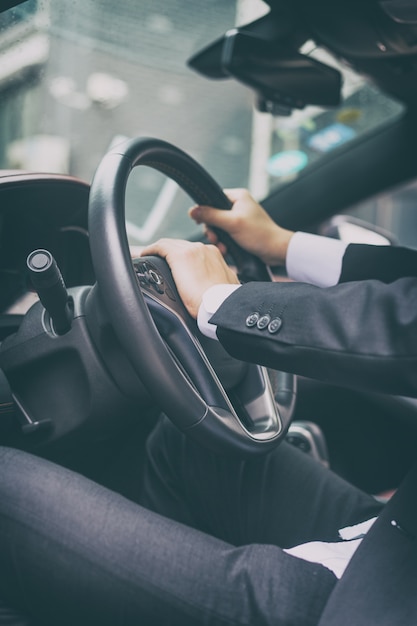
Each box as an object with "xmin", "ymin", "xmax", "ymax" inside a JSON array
[{"xmin": 0, "ymin": 0, "xmax": 410, "ymax": 247}]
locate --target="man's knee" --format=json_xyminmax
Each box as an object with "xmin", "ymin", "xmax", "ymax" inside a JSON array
[{"xmin": 0, "ymin": 447, "xmax": 76, "ymax": 519}]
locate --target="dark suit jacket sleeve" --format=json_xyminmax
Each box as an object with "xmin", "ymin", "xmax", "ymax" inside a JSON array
[
  {"xmin": 339, "ymin": 244, "xmax": 417, "ymax": 283},
  {"xmin": 210, "ymin": 278, "xmax": 417, "ymax": 397}
]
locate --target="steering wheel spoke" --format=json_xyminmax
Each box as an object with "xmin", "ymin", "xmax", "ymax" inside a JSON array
[
  {"xmin": 136, "ymin": 256, "xmax": 285, "ymax": 446},
  {"xmin": 88, "ymin": 136, "xmax": 296, "ymax": 454}
]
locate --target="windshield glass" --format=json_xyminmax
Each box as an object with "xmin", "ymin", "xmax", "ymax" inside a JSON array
[{"xmin": 0, "ymin": 0, "xmax": 404, "ymax": 246}]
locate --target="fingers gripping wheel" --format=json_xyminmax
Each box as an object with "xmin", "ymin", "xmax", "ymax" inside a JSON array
[{"xmin": 88, "ymin": 136, "xmax": 295, "ymax": 455}]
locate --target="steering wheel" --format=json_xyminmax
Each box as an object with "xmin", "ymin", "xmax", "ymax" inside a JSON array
[{"xmin": 88, "ymin": 136, "xmax": 295, "ymax": 455}]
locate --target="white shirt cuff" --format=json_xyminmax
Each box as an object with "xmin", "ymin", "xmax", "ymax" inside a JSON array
[
  {"xmin": 284, "ymin": 517, "xmax": 377, "ymax": 579},
  {"xmin": 197, "ymin": 284, "xmax": 241, "ymax": 339},
  {"xmin": 197, "ymin": 232, "xmax": 347, "ymax": 338},
  {"xmin": 286, "ymin": 232, "xmax": 348, "ymax": 287}
]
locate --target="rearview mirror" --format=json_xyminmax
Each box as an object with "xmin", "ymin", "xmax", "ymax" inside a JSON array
[
  {"xmin": 221, "ymin": 30, "xmax": 342, "ymax": 114},
  {"xmin": 188, "ymin": 22, "xmax": 342, "ymax": 115}
]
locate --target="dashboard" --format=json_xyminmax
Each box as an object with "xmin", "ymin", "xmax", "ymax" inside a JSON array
[
  {"xmin": 0, "ymin": 169, "xmax": 416, "ymax": 490},
  {"xmin": 0, "ymin": 172, "xmax": 93, "ymax": 334}
]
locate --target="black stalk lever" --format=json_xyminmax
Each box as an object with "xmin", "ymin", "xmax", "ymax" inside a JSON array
[{"xmin": 27, "ymin": 249, "xmax": 72, "ymax": 335}]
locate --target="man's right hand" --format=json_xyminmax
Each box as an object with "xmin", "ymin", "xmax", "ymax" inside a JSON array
[
  {"xmin": 189, "ymin": 188, "xmax": 294, "ymax": 267},
  {"xmin": 140, "ymin": 239, "xmax": 240, "ymax": 319}
]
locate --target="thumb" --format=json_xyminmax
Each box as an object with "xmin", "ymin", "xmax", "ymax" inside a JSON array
[{"xmin": 189, "ymin": 204, "xmax": 234, "ymax": 230}]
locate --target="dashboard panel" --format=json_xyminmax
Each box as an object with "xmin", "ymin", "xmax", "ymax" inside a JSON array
[{"xmin": 0, "ymin": 172, "xmax": 93, "ymax": 322}]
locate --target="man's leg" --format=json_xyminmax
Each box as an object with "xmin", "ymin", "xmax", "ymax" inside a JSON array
[
  {"xmin": 0, "ymin": 446, "xmax": 336, "ymax": 626},
  {"xmin": 142, "ymin": 416, "xmax": 382, "ymax": 548}
]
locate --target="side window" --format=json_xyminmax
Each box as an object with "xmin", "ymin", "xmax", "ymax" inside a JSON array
[{"xmin": 346, "ymin": 179, "xmax": 417, "ymax": 250}]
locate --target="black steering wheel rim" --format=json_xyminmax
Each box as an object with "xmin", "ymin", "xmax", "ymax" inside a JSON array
[{"xmin": 88, "ymin": 136, "xmax": 295, "ymax": 454}]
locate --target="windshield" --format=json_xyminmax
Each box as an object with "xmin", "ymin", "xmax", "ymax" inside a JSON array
[{"xmin": 0, "ymin": 0, "xmax": 404, "ymax": 246}]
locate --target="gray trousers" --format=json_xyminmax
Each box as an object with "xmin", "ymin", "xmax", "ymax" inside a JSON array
[{"xmin": 0, "ymin": 417, "xmax": 381, "ymax": 626}]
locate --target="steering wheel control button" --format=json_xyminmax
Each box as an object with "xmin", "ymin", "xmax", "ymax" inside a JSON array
[
  {"xmin": 135, "ymin": 262, "xmax": 166, "ymax": 294},
  {"xmin": 147, "ymin": 269, "xmax": 163, "ymax": 285},
  {"xmin": 257, "ymin": 314, "xmax": 271, "ymax": 330},
  {"xmin": 165, "ymin": 286, "xmax": 176, "ymax": 302},
  {"xmin": 151, "ymin": 282, "xmax": 165, "ymax": 295},
  {"xmin": 140, "ymin": 266, "xmax": 164, "ymax": 294},
  {"xmin": 268, "ymin": 317, "xmax": 283, "ymax": 334},
  {"xmin": 246, "ymin": 312, "xmax": 260, "ymax": 327}
]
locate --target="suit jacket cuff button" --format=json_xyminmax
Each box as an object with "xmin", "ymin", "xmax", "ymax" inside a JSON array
[
  {"xmin": 268, "ymin": 317, "xmax": 283, "ymax": 334},
  {"xmin": 246, "ymin": 312, "xmax": 260, "ymax": 327},
  {"xmin": 257, "ymin": 314, "xmax": 271, "ymax": 330}
]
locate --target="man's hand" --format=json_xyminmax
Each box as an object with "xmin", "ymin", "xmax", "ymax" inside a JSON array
[
  {"xmin": 140, "ymin": 239, "xmax": 240, "ymax": 318},
  {"xmin": 189, "ymin": 188, "xmax": 294, "ymax": 267}
]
